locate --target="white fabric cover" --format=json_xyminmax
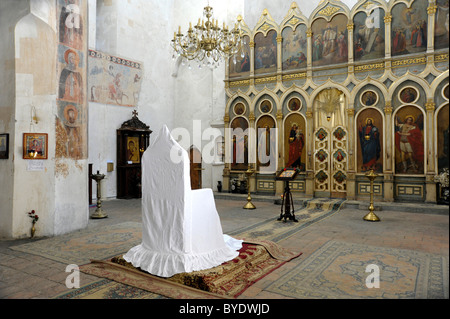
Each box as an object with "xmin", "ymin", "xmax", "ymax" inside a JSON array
[{"xmin": 123, "ymin": 125, "xmax": 242, "ymax": 278}]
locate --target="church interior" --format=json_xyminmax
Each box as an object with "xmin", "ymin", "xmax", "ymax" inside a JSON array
[{"xmin": 0, "ymin": 0, "xmax": 448, "ymax": 302}]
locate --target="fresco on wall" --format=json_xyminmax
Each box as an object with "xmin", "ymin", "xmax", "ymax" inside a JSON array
[
  {"xmin": 254, "ymin": 30, "xmax": 277, "ymax": 75},
  {"xmin": 88, "ymin": 49, "xmax": 143, "ymax": 107},
  {"xmin": 357, "ymin": 108, "xmax": 383, "ymax": 173},
  {"xmin": 284, "ymin": 113, "xmax": 306, "ymax": 171},
  {"xmin": 230, "ymin": 117, "xmax": 249, "ymax": 170},
  {"xmin": 256, "ymin": 116, "xmax": 276, "ymax": 172},
  {"xmin": 56, "ymin": 0, "xmax": 87, "ymax": 160},
  {"xmin": 391, "ymin": 0, "xmax": 428, "ymax": 56},
  {"xmin": 59, "ymin": 0, "xmax": 83, "ymax": 50},
  {"xmin": 58, "ymin": 47, "xmax": 84, "ymax": 103},
  {"xmin": 312, "ymin": 14, "xmax": 348, "ymax": 67},
  {"xmin": 353, "ymin": 9, "xmax": 385, "ymax": 61},
  {"xmin": 282, "ymin": 24, "xmax": 307, "ymax": 71},
  {"xmin": 435, "ymin": 0, "xmax": 450, "ymax": 50},
  {"xmin": 437, "ymin": 103, "xmax": 449, "ymax": 171},
  {"xmin": 229, "ymin": 35, "xmax": 251, "ymax": 78},
  {"xmin": 394, "ymin": 106, "xmax": 424, "ymax": 174}
]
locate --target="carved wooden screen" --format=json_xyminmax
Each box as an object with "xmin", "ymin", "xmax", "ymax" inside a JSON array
[{"xmin": 313, "ymin": 126, "xmax": 348, "ymax": 196}]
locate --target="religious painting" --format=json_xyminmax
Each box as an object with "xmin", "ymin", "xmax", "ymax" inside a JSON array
[
  {"xmin": 233, "ymin": 102, "xmax": 246, "ymax": 116},
  {"xmin": 287, "ymin": 97, "xmax": 302, "ymax": 112},
  {"xmin": 0, "ymin": 134, "xmax": 9, "ymax": 159},
  {"xmin": 356, "ymin": 108, "xmax": 383, "ymax": 173},
  {"xmin": 257, "ymin": 116, "xmax": 276, "ymax": 173},
  {"xmin": 282, "ymin": 24, "xmax": 307, "ymax": 71},
  {"xmin": 437, "ymin": 104, "xmax": 449, "ymax": 171},
  {"xmin": 312, "ymin": 14, "xmax": 349, "ymax": 67},
  {"xmin": 56, "ymin": 0, "xmax": 87, "ymax": 161},
  {"xmin": 58, "ymin": 47, "xmax": 84, "ymax": 104},
  {"xmin": 284, "ymin": 113, "xmax": 306, "ymax": 171},
  {"xmin": 88, "ymin": 49, "xmax": 143, "ymax": 107},
  {"xmin": 399, "ymin": 87, "xmax": 419, "ymax": 104},
  {"xmin": 361, "ymin": 90, "xmax": 378, "ymax": 107},
  {"xmin": 391, "ymin": 0, "xmax": 428, "ymax": 56},
  {"xmin": 394, "ymin": 106, "xmax": 424, "ymax": 174},
  {"xmin": 259, "ymin": 100, "xmax": 272, "ymax": 113},
  {"xmin": 127, "ymin": 136, "xmax": 140, "ymax": 164},
  {"xmin": 434, "ymin": 0, "xmax": 449, "ymax": 50},
  {"xmin": 55, "ymin": 102, "xmax": 85, "ymax": 159},
  {"xmin": 230, "ymin": 117, "xmax": 249, "ymax": 170},
  {"xmin": 254, "ymin": 30, "xmax": 277, "ymax": 75},
  {"xmin": 229, "ymin": 35, "xmax": 251, "ymax": 78},
  {"xmin": 353, "ymin": 9, "xmax": 385, "ymax": 61},
  {"xmin": 23, "ymin": 133, "xmax": 48, "ymax": 160},
  {"xmin": 58, "ymin": 0, "xmax": 83, "ymax": 50}
]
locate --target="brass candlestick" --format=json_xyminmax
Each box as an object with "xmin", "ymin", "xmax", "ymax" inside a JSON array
[
  {"xmin": 91, "ymin": 171, "xmax": 108, "ymax": 219},
  {"xmin": 363, "ymin": 169, "xmax": 380, "ymax": 222},
  {"xmin": 243, "ymin": 166, "xmax": 256, "ymax": 209}
]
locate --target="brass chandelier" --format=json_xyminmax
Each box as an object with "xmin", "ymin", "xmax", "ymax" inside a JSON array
[{"xmin": 171, "ymin": 2, "xmax": 243, "ymax": 68}]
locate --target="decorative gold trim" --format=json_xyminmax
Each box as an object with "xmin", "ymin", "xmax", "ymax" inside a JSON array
[
  {"xmin": 306, "ymin": 110, "xmax": 313, "ymax": 119},
  {"xmin": 425, "ymin": 101, "xmax": 436, "ymax": 111},
  {"xmin": 347, "ymin": 109, "xmax": 355, "ymax": 117},
  {"xmin": 354, "ymin": 62, "xmax": 384, "ymax": 72},
  {"xmin": 282, "ymin": 72, "xmax": 307, "ymax": 81},
  {"xmin": 427, "ymin": 4, "xmax": 437, "ymax": 15},
  {"xmin": 288, "ymin": 17, "xmax": 300, "ymax": 26},
  {"xmin": 306, "ymin": 28, "xmax": 313, "ymax": 37},
  {"xmin": 229, "ymin": 80, "xmax": 251, "ymax": 87},
  {"xmin": 259, "ymin": 22, "xmax": 273, "ymax": 32},
  {"xmin": 347, "ymin": 23, "xmax": 354, "ymax": 31},
  {"xmin": 384, "ymin": 14, "xmax": 392, "ymax": 23},
  {"xmin": 318, "ymin": 6, "xmax": 340, "ymax": 17},
  {"xmin": 392, "ymin": 57, "xmax": 427, "ymax": 68},
  {"xmin": 255, "ymin": 76, "xmax": 277, "ymax": 84},
  {"xmin": 435, "ymin": 53, "xmax": 449, "ymax": 62},
  {"xmin": 384, "ymin": 106, "xmax": 393, "ymax": 115},
  {"xmin": 276, "ymin": 110, "xmax": 283, "ymax": 120}
]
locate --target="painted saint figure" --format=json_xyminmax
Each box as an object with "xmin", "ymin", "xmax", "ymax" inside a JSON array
[
  {"xmin": 59, "ymin": 49, "xmax": 83, "ymax": 102},
  {"xmin": 395, "ymin": 114, "xmax": 424, "ymax": 173},
  {"xmin": 359, "ymin": 118, "xmax": 381, "ymax": 172},
  {"xmin": 287, "ymin": 123, "xmax": 304, "ymax": 169}
]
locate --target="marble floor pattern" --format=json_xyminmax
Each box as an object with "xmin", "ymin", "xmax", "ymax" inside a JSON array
[{"xmin": 0, "ymin": 194, "xmax": 448, "ymax": 299}]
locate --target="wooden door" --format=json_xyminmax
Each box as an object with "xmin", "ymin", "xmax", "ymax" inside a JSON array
[{"xmin": 189, "ymin": 147, "xmax": 202, "ymax": 190}]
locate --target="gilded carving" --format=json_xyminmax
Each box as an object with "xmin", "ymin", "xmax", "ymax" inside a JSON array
[{"xmin": 318, "ymin": 6, "xmax": 340, "ymax": 17}]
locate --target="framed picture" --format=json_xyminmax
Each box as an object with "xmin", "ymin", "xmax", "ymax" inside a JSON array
[
  {"xmin": 23, "ymin": 133, "xmax": 48, "ymax": 160},
  {"xmin": 276, "ymin": 168, "xmax": 299, "ymax": 181},
  {"xmin": 126, "ymin": 136, "xmax": 140, "ymax": 164},
  {"xmin": 0, "ymin": 134, "xmax": 9, "ymax": 159},
  {"xmin": 399, "ymin": 87, "xmax": 419, "ymax": 104}
]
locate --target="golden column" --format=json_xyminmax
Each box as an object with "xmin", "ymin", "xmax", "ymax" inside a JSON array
[{"xmin": 363, "ymin": 170, "xmax": 380, "ymax": 222}]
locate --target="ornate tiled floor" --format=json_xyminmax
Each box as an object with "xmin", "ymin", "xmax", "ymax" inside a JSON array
[{"xmin": 0, "ymin": 196, "xmax": 448, "ymax": 300}]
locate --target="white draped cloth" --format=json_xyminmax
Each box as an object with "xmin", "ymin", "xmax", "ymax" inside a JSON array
[{"xmin": 123, "ymin": 125, "xmax": 242, "ymax": 277}]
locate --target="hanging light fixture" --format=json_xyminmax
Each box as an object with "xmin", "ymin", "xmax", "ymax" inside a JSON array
[{"xmin": 171, "ymin": 1, "xmax": 242, "ymax": 69}]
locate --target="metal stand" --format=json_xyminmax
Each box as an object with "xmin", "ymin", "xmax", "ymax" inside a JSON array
[
  {"xmin": 91, "ymin": 171, "xmax": 108, "ymax": 219},
  {"xmin": 278, "ymin": 180, "xmax": 298, "ymax": 222},
  {"xmin": 243, "ymin": 167, "xmax": 256, "ymax": 209},
  {"xmin": 363, "ymin": 169, "xmax": 380, "ymax": 222}
]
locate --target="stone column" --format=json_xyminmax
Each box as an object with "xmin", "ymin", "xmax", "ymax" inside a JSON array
[
  {"xmin": 275, "ymin": 110, "xmax": 284, "ymax": 196},
  {"xmin": 383, "ymin": 102, "xmax": 394, "ymax": 202},
  {"xmin": 346, "ymin": 108, "xmax": 356, "ymax": 200},
  {"xmin": 425, "ymin": 100, "xmax": 437, "ymax": 202},
  {"xmin": 305, "ymin": 109, "xmax": 314, "ymax": 198}
]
